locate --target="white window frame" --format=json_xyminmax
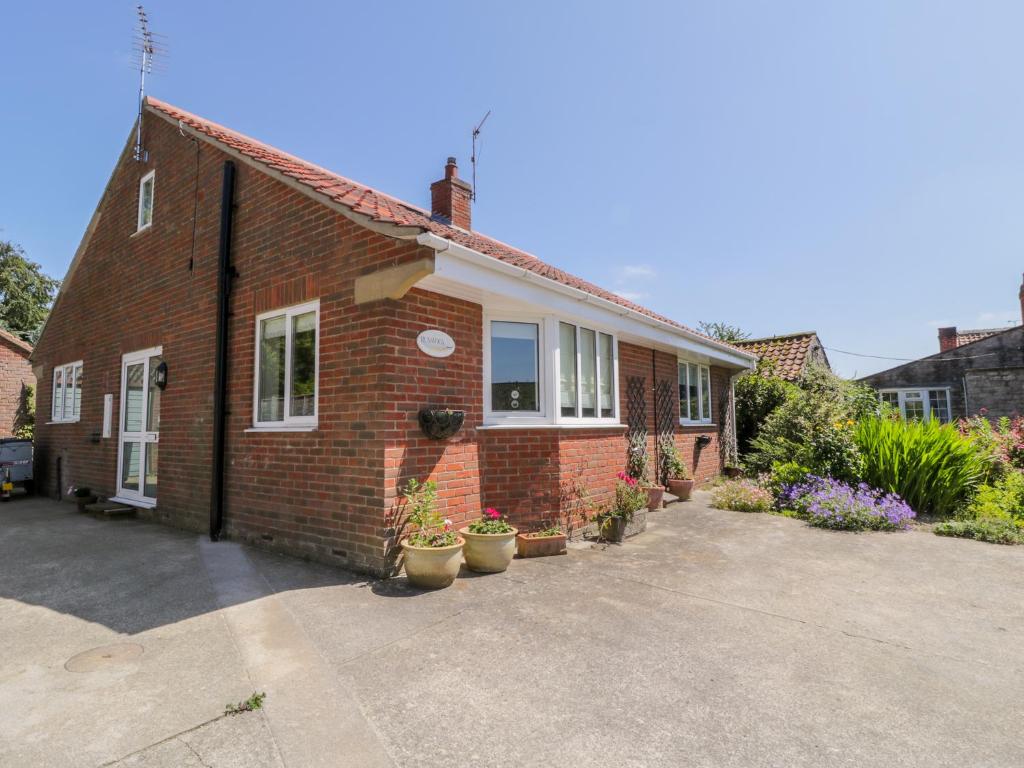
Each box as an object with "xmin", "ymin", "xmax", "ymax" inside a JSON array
[
  {"xmin": 679, "ymin": 360, "xmax": 713, "ymax": 425},
  {"xmin": 878, "ymin": 388, "xmax": 952, "ymax": 423},
  {"xmin": 555, "ymin": 322, "xmax": 620, "ymax": 425},
  {"xmin": 252, "ymin": 300, "xmax": 320, "ymax": 430},
  {"xmin": 51, "ymin": 361, "xmax": 83, "ymax": 423},
  {"xmin": 482, "ymin": 313, "xmax": 620, "ymax": 427},
  {"xmin": 137, "ymin": 170, "xmax": 155, "ymax": 232}
]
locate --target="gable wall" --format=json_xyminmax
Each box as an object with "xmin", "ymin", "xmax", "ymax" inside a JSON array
[{"xmin": 0, "ymin": 341, "xmax": 33, "ymax": 438}]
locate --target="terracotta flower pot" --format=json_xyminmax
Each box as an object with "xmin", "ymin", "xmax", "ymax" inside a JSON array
[
  {"xmin": 516, "ymin": 532, "xmax": 567, "ymax": 558},
  {"xmin": 667, "ymin": 478, "xmax": 694, "ymax": 501},
  {"xmin": 401, "ymin": 537, "xmax": 465, "ymax": 589},
  {"xmin": 600, "ymin": 517, "xmax": 626, "ymax": 543},
  {"xmin": 459, "ymin": 527, "xmax": 519, "ymax": 573},
  {"xmin": 645, "ymin": 486, "xmax": 664, "ymax": 512}
]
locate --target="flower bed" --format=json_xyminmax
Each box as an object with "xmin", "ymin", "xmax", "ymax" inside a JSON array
[
  {"xmin": 710, "ymin": 480, "xmax": 773, "ymax": 513},
  {"xmin": 780, "ymin": 476, "xmax": 915, "ymax": 531}
]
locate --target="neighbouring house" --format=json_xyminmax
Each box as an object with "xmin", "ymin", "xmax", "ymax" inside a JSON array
[
  {"xmin": 859, "ymin": 275, "xmax": 1024, "ymax": 422},
  {"xmin": 31, "ymin": 97, "xmax": 756, "ymax": 575},
  {"xmin": 733, "ymin": 332, "xmax": 830, "ymax": 381},
  {"xmin": 0, "ymin": 328, "xmax": 34, "ymax": 438}
]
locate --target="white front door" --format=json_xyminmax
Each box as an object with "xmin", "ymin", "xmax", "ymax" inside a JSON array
[{"xmin": 116, "ymin": 347, "xmax": 162, "ymax": 506}]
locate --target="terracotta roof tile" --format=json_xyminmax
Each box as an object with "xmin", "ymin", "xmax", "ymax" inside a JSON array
[
  {"xmin": 955, "ymin": 328, "xmax": 1006, "ymax": 346},
  {"xmin": 145, "ymin": 97, "xmax": 750, "ymax": 359},
  {"xmin": 0, "ymin": 327, "xmax": 33, "ymax": 356},
  {"xmin": 734, "ymin": 332, "xmax": 817, "ymax": 380}
]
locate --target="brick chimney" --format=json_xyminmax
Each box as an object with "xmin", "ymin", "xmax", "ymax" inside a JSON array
[
  {"xmin": 430, "ymin": 157, "xmax": 473, "ymax": 230},
  {"xmin": 938, "ymin": 326, "xmax": 958, "ymax": 353}
]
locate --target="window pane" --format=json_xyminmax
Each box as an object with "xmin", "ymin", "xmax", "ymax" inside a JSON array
[
  {"xmin": 559, "ymin": 323, "xmax": 577, "ymax": 417},
  {"xmin": 63, "ymin": 365, "xmax": 74, "ymax": 420},
  {"xmin": 927, "ymin": 390, "xmax": 950, "ymax": 423},
  {"xmin": 121, "ymin": 442, "xmax": 140, "ymax": 491},
  {"xmin": 290, "ymin": 311, "xmax": 316, "ymax": 418},
  {"xmin": 140, "ymin": 177, "xmax": 154, "ymax": 227},
  {"xmin": 491, "ymin": 321, "xmax": 539, "ymax": 412},
  {"xmin": 73, "ymin": 365, "xmax": 83, "ymax": 418},
  {"xmin": 903, "ymin": 391, "xmax": 924, "ymax": 421},
  {"xmin": 599, "ymin": 333, "xmax": 614, "ymax": 418},
  {"xmin": 700, "ymin": 366, "xmax": 711, "ymax": 421},
  {"xmin": 123, "ymin": 363, "xmax": 144, "ymax": 432},
  {"xmin": 147, "ymin": 356, "xmax": 162, "ymax": 432},
  {"xmin": 880, "ymin": 391, "xmax": 899, "ymax": 409},
  {"xmin": 53, "ymin": 367, "xmax": 63, "ymax": 420},
  {"xmin": 580, "ymin": 328, "xmax": 597, "ymax": 418},
  {"xmin": 144, "ymin": 443, "xmax": 158, "ymax": 498},
  {"xmin": 688, "ymin": 363, "xmax": 700, "ymax": 421},
  {"xmin": 258, "ymin": 315, "xmax": 287, "ymax": 422},
  {"xmin": 678, "ymin": 363, "xmax": 688, "ymax": 420}
]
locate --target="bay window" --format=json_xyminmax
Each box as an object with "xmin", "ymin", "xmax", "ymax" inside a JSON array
[
  {"xmin": 679, "ymin": 361, "xmax": 712, "ymax": 423},
  {"xmin": 51, "ymin": 361, "xmax": 83, "ymax": 423},
  {"xmin": 878, "ymin": 388, "xmax": 951, "ymax": 423},
  {"xmin": 485, "ymin": 316, "xmax": 618, "ymax": 425},
  {"xmin": 253, "ymin": 300, "xmax": 319, "ymax": 428}
]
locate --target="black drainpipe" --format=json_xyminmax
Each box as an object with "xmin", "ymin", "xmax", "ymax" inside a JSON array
[{"xmin": 210, "ymin": 160, "xmax": 236, "ymax": 541}]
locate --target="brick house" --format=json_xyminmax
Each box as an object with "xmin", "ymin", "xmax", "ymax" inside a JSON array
[
  {"xmin": 31, "ymin": 98, "xmax": 755, "ymax": 575},
  {"xmin": 733, "ymin": 331, "xmax": 829, "ymax": 381},
  {"xmin": 0, "ymin": 328, "xmax": 34, "ymax": 437},
  {"xmin": 859, "ymin": 275, "xmax": 1024, "ymax": 422}
]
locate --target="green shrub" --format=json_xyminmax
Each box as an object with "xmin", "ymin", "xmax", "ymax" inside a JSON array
[
  {"xmin": 854, "ymin": 417, "xmax": 990, "ymax": 517},
  {"xmin": 964, "ymin": 473, "xmax": 1024, "ymax": 522},
  {"xmin": 765, "ymin": 461, "xmax": 811, "ymax": 500},
  {"xmin": 745, "ymin": 364, "xmax": 875, "ymax": 479},
  {"xmin": 735, "ymin": 360, "xmax": 794, "ymax": 455},
  {"xmin": 934, "ymin": 519, "xmax": 1024, "ymax": 545},
  {"xmin": 710, "ymin": 480, "xmax": 773, "ymax": 513}
]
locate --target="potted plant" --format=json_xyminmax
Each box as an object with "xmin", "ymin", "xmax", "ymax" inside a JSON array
[
  {"xmin": 627, "ymin": 433, "xmax": 662, "ymax": 511},
  {"xmin": 660, "ymin": 443, "xmax": 694, "ymax": 501},
  {"xmin": 597, "ymin": 473, "xmax": 648, "ymax": 542},
  {"xmin": 73, "ymin": 486, "xmax": 96, "ymax": 512},
  {"xmin": 515, "ymin": 525, "xmax": 567, "ymax": 558},
  {"xmin": 460, "ymin": 507, "xmax": 518, "ymax": 573},
  {"xmin": 399, "ymin": 478, "xmax": 464, "ymax": 589}
]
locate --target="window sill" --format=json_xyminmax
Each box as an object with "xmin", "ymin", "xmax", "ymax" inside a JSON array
[
  {"xmin": 245, "ymin": 425, "xmax": 318, "ymax": 433},
  {"xmin": 46, "ymin": 419, "xmax": 81, "ymax": 425},
  {"xmin": 679, "ymin": 421, "xmax": 716, "ymax": 428},
  {"xmin": 132, "ymin": 224, "xmax": 152, "ymax": 237},
  {"xmin": 478, "ymin": 422, "xmax": 626, "ymax": 431}
]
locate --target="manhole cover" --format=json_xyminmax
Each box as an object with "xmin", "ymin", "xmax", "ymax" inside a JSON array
[{"xmin": 65, "ymin": 643, "xmax": 144, "ymax": 672}]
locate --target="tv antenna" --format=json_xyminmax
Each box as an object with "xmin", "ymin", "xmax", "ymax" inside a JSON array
[
  {"xmin": 133, "ymin": 5, "xmax": 167, "ymax": 162},
  {"xmin": 470, "ymin": 109, "xmax": 491, "ymax": 201}
]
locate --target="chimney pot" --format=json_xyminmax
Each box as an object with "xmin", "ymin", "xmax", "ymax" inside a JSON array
[{"xmin": 431, "ymin": 156, "xmax": 472, "ymax": 229}]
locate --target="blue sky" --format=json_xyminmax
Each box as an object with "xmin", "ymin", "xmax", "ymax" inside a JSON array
[{"xmin": 2, "ymin": 1, "xmax": 1021, "ymax": 377}]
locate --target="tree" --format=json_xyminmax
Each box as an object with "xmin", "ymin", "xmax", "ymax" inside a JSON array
[
  {"xmin": 735, "ymin": 359, "xmax": 793, "ymax": 456},
  {"xmin": 0, "ymin": 240, "xmax": 60, "ymax": 343},
  {"xmin": 698, "ymin": 321, "xmax": 750, "ymax": 343}
]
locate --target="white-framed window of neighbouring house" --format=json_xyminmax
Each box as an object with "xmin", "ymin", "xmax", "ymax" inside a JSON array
[
  {"xmin": 483, "ymin": 314, "xmax": 619, "ymax": 426},
  {"xmin": 679, "ymin": 361, "xmax": 712, "ymax": 424},
  {"xmin": 878, "ymin": 388, "xmax": 951, "ymax": 423},
  {"xmin": 51, "ymin": 361, "xmax": 83, "ymax": 423},
  {"xmin": 253, "ymin": 300, "xmax": 319, "ymax": 429},
  {"xmin": 137, "ymin": 170, "xmax": 155, "ymax": 231}
]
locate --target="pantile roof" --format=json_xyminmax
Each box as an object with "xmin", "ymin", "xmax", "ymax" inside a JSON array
[
  {"xmin": 955, "ymin": 328, "xmax": 1008, "ymax": 347},
  {"xmin": 145, "ymin": 97, "xmax": 749, "ymax": 359},
  {"xmin": 734, "ymin": 332, "xmax": 819, "ymax": 381}
]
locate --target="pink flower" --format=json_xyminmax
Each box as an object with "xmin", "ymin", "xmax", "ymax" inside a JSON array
[
  {"xmin": 443, "ymin": 518, "xmax": 452, "ymax": 531},
  {"xmin": 485, "ymin": 507, "xmax": 500, "ymax": 520},
  {"xmin": 616, "ymin": 471, "xmax": 628, "ymax": 482}
]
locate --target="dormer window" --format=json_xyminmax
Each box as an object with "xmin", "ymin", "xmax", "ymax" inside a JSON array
[{"xmin": 137, "ymin": 170, "xmax": 155, "ymax": 231}]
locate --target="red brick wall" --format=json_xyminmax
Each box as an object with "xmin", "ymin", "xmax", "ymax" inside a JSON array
[{"xmin": 0, "ymin": 338, "xmax": 33, "ymax": 438}]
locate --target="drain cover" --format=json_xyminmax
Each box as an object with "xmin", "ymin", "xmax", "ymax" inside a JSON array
[{"xmin": 65, "ymin": 643, "xmax": 144, "ymax": 672}]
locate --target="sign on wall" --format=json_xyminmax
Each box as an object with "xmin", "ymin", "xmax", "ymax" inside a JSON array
[{"xmin": 416, "ymin": 329, "xmax": 456, "ymax": 358}]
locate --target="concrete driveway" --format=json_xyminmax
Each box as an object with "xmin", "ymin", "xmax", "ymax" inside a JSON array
[{"xmin": 2, "ymin": 492, "xmax": 1023, "ymax": 767}]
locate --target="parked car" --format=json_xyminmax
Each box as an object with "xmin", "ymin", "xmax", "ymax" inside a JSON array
[{"xmin": 0, "ymin": 438, "xmax": 34, "ymax": 499}]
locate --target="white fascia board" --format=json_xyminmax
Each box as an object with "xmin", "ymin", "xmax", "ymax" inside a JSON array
[{"xmin": 416, "ymin": 232, "xmax": 755, "ymax": 369}]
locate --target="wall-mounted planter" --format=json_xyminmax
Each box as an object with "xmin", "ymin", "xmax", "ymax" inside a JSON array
[
  {"xmin": 418, "ymin": 408, "xmax": 465, "ymax": 440},
  {"xmin": 695, "ymin": 434, "xmax": 713, "ymax": 449}
]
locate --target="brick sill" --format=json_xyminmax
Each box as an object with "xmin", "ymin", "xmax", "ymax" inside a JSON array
[{"xmin": 244, "ymin": 426, "xmax": 318, "ymax": 433}]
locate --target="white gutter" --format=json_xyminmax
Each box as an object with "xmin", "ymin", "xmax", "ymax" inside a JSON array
[{"xmin": 416, "ymin": 231, "xmax": 757, "ymax": 369}]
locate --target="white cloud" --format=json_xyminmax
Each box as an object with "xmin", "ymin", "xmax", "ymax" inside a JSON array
[
  {"xmin": 620, "ymin": 264, "xmax": 656, "ymax": 279},
  {"xmin": 614, "ymin": 290, "xmax": 649, "ymax": 302}
]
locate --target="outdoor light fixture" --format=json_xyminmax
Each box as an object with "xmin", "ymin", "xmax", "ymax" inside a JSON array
[
  {"xmin": 155, "ymin": 361, "xmax": 168, "ymax": 390},
  {"xmin": 695, "ymin": 434, "xmax": 713, "ymax": 448}
]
